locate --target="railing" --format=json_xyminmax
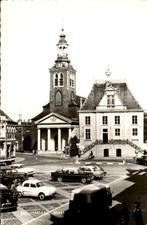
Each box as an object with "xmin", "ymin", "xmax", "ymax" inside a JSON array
[
  {"xmin": 81, "ymin": 139, "xmax": 144, "ymax": 155},
  {"xmin": 126, "ymin": 139, "xmax": 144, "ymax": 154}
]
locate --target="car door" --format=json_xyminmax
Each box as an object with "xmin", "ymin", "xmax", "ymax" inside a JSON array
[
  {"xmin": 29, "ymin": 183, "xmax": 38, "ymax": 197},
  {"xmin": 22, "ymin": 183, "xmax": 30, "ymax": 196},
  {"xmin": 61, "ymin": 170, "xmax": 69, "ymax": 181}
]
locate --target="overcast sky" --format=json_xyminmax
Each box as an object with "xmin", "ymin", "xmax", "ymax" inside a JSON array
[{"xmin": 1, "ymin": 0, "xmax": 147, "ymax": 121}]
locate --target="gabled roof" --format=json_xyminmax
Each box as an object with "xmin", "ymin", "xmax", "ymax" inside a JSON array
[
  {"xmin": 81, "ymin": 81, "xmax": 143, "ymax": 111},
  {"xmin": 32, "ymin": 95, "xmax": 85, "ymax": 123},
  {"xmin": 0, "ymin": 109, "xmax": 16, "ymax": 124},
  {"xmin": 35, "ymin": 112, "xmax": 73, "ymax": 124}
]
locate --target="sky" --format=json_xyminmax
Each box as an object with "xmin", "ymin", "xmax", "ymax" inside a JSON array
[{"xmin": 1, "ymin": 0, "xmax": 147, "ymax": 121}]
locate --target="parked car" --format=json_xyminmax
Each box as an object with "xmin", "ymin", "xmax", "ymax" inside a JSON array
[
  {"xmin": 11, "ymin": 163, "xmax": 35, "ymax": 176},
  {"xmin": 136, "ymin": 155, "xmax": 147, "ymax": 166},
  {"xmin": 16, "ymin": 179, "xmax": 56, "ymax": 200},
  {"xmin": 0, "ymin": 184, "xmax": 18, "ymax": 212},
  {"xmin": 78, "ymin": 165, "xmax": 106, "ymax": 179},
  {"xmin": 51, "ymin": 167, "xmax": 94, "ymax": 184},
  {"xmin": 0, "ymin": 166, "xmax": 28, "ymax": 188}
]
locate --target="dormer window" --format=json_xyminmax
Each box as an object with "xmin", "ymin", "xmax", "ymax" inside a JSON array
[{"xmin": 107, "ymin": 95, "xmax": 115, "ymax": 108}]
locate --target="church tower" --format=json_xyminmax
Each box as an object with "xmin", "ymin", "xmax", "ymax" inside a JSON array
[{"xmin": 49, "ymin": 29, "xmax": 77, "ymax": 116}]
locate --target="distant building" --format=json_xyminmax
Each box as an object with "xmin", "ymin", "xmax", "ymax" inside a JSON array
[
  {"xmin": 0, "ymin": 110, "xmax": 16, "ymax": 164},
  {"xmin": 79, "ymin": 70, "xmax": 144, "ymax": 158},
  {"xmin": 32, "ymin": 29, "xmax": 85, "ymax": 154},
  {"xmin": 15, "ymin": 118, "xmax": 32, "ymax": 152}
]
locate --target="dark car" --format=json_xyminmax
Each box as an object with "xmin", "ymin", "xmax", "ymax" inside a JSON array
[
  {"xmin": 136, "ymin": 155, "xmax": 147, "ymax": 166},
  {"xmin": 50, "ymin": 183, "xmax": 112, "ymax": 224},
  {"xmin": 0, "ymin": 166, "xmax": 28, "ymax": 188},
  {"xmin": 51, "ymin": 167, "xmax": 94, "ymax": 184},
  {"xmin": 0, "ymin": 184, "xmax": 18, "ymax": 212}
]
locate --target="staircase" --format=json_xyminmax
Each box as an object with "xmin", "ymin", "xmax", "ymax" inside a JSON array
[{"xmin": 81, "ymin": 139, "xmax": 144, "ymax": 158}]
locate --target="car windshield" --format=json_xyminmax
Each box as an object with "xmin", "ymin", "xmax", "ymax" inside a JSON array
[
  {"xmin": 93, "ymin": 167, "xmax": 101, "ymax": 171},
  {"xmin": 36, "ymin": 182, "xmax": 45, "ymax": 187},
  {"xmin": 80, "ymin": 167, "xmax": 91, "ymax": 172}
]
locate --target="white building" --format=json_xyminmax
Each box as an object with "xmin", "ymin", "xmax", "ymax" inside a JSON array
[
  {"xmin": 0, "ymin": 110, "xmax": 16, "ymax": 164},
  {"xmin": 79, "ymin": 70, "xmax": 144, "ymax": 158}
]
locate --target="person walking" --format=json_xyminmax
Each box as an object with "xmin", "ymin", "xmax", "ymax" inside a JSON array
[{"xmin": 132, "ymin": 201, "xmax": 144, "ymax": 225}]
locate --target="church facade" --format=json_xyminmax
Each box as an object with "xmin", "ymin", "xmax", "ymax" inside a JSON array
[{"xmin": 32, "ymin": 29, "xmax": 84, "ymax": 154}]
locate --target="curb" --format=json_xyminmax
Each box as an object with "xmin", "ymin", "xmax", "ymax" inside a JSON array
[{"xmin": 84, "ymin": 161, "xmax": 125, "ymax": 166}]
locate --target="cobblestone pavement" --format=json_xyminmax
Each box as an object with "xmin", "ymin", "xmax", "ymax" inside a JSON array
[
  {"xmin": 1, "ymin": 154, "xmax": 145, "ymax": 225},
  {"xmin": 0, "ymin": 173, "xmax": 122, "ymax": 225}
]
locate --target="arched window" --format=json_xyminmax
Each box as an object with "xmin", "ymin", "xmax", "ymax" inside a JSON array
[
  {"xmin": 60, "ymin": 73, "xmax": 63, "ymax": 86},
  {"xmin": 54, "ymin": 74, "xmax": 58, "ymax": 86},
  {"xmin": 55, "ymin": 91, "xmax": 62, "ymax": 106}
]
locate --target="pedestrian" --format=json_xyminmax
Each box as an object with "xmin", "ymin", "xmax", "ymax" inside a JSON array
[
  {"xmin": 132, "ymin": 201, "xmax": 144, "ymax": 225},
  {"xmin": 11, "ymin": 180, "xmax": 17, "ymax": 192},
  {"xmin": 88, "ymin": 150, "xmax": 94, "ymax": 159}
]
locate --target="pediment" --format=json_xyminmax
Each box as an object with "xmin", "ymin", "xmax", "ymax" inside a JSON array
[{"xmin": 35, "ymin": 113, "xmax": 72, "ymax": 124}]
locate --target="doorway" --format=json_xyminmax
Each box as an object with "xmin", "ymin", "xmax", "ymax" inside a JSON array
[{"xmin": 103, "ymin": 129, "xmax": 108, "ymax": 143}]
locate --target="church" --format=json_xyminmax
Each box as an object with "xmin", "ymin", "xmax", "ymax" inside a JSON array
[
  {"xmin": 32, "ymin": 29, "xmax": 85, "ymax": 154},
  {"xmin": 32, "ymin": 29, "xmax": 145, "ymax": 158}
]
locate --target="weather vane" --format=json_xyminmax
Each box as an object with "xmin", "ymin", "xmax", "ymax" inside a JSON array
[{"xmin": 105, "ymin": 65, "xmax": 111, "ymax": 79}]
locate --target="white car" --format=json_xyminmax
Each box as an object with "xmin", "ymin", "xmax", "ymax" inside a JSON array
[
  {"xmin": 16, "ymin": 179, "xmax": 56, "ymax": 200},
  {"xmin": 11, "ymin": 163, "xmax": 35, "ymax": 176},
  {"xmin": 79, "ymin": 165, "xmax": 106, "ymax": 179}
]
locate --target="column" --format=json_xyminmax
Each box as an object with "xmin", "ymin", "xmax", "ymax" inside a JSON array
[
  {"xmin": 37, "ymin": 128, "xmax": 41, "ymax": 151},
  {"xmin": 47, "ymin": 128, "xmax": 51, "ymax": 151},
  {"xmin": 58, "ymin": 128, "xmax": 61, "ymax": 151},
  {"xmin": 68, "ymin": 128, "xmax": 72, "ymax": 143}
]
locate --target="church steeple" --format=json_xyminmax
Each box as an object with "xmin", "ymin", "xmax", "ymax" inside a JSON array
[
  {"xmin": 55, "ymin": 28, "xmax": 70, "ymax": 66},
  {"xmin": 49, "ymin": 29, "xmax": 77, "ymax": 116}
]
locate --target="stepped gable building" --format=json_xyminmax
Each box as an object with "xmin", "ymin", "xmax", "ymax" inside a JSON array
[
  {"xmin": 32, "ymin": 29, "xmax": 85, "ymax": 153},
  {"xmin": 79, "ymin": 68, "xmax": 144, "ymax": 158}
]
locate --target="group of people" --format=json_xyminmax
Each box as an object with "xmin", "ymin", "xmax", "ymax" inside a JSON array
[{"xmin": 117, "ymin": 201, "xmax": 144, "ymax": 225}]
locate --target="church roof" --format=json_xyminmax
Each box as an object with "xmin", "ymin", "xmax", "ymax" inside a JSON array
[
  {"xmin": 81, "ymin": 81, "xmax": 143, "ymax": 111},
  {"xmin": 32, "ymin": 95, "xmax": 85, "ymax": 122}
]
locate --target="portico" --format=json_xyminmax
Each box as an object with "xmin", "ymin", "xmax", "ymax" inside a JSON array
[{"xmin": 35, "ymin": 113, "xmax": 74, "ymax": 153}]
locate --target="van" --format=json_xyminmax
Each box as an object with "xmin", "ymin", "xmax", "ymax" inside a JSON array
[{"xmin": 50, "ymin": 183, "xmax": 112, "ymax": 224}]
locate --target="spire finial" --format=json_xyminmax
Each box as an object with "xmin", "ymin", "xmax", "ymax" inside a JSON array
[{"xmin": 105, "ymin": 65, "xmax": 111, "ymax": 79}]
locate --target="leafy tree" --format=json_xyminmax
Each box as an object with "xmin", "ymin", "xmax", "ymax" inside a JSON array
[{"xmin": 69, "ymin": 135, "xmax": 79, "ymax": 157}]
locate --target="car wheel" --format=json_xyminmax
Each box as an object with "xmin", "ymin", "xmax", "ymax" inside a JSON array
[
  {"xmin": 38, "ymin": 193, "xmax": 45, "ymax": 200},
  {"xmin": 57, "ymin": 177, "xmax": 63, "ymax": 182},
  {"xmin": 81, "ymin": 178, "xmax": 87, "ymax": 184},
  {"xmin": 17, "ymin": 192, "xmax": 22, "ymax": 198}
]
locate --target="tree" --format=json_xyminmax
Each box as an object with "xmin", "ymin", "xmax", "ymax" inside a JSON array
[{"xmin": 69, "ymin": 135, "xmax": 79, "ymax": 157}]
